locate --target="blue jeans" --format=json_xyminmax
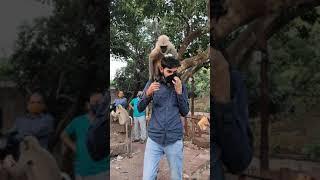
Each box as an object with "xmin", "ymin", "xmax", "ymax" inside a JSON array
[{"xmin": 143, "ymin": 137, "xmax": 183, "ymax": 180}]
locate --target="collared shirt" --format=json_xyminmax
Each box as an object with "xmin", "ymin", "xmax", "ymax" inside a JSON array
[
  {"xmin": 14, "ymin": 113, "xmax": 55, "ymax": 150},
  {"xmin": 138, "ymin": 80, "xmax": 189, "ymax": 146}
]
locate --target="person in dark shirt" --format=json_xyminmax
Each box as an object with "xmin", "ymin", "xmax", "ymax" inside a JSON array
[
  {"xmin": 2, "ymin": 92, "xmax": 55, "ymax": 178},
  {"xmin": 13, "ymin": 92, "xmax": 55, "ymax": 150},
  {"xmin": 138, "ymin": 55, "xmax": 189, "ymax": 180}
]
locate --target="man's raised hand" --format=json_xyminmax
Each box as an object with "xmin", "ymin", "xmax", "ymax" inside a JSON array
[{"xmin": 146, "ymin": 82, "xmax": 160, "ymax": 97}]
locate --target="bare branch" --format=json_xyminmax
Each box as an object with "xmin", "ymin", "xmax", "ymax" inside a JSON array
[
  {"xmin": 179, "ymin": 15, "xmax": 191, "ymax": 34},
  {"xmin": 177, "ymin": 28, "xmax": 207, "ymax": 60},
  {"xmin": 226, "ymin": 0, "xmax": 320, "ymax": 66},
  {"xmin": 181, "ymin": 60, "xmax": 209, "ymax": 83},
  {"xmin": 178, "ymin": 48, "xmax": 209, "ymax": 72},
  {"xmin": 210, "ymin": 0, "xmax": 320, "ymax": 40}
]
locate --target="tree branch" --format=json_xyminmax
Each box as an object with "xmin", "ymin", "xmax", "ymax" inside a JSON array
[
  {"xmin": 177, "ymin": 28, "xmax": 207, "ymax": 60},
  {"xmin": 179, "ymin": 15, "xmax": 191, "ymax": 34},
  {"xmin": 210, "ymin": 0, "xmax": 320, "ymax": 41},
  {"xmin": 181, "ymin": 60, "xmax": 209, "ymax": 83},
  {"xmin": 210, "ymin": 0, "xmax": 320, "ymax": 103},
  {"xmin": 226, "ymin": 0, "xmax": 320, "ymax": 66},
  {"xmin": 178, "ymin": 48, "xmax": 209, "ymax": 72}
]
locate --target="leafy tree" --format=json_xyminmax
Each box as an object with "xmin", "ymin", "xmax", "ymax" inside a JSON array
[
  {"xmin": 10, "ymin": 0, "xmax": 108, "ymax": 148},
  {"xmin": 111, "ymin": 0, "xmax": 209, "ymax": 99}
]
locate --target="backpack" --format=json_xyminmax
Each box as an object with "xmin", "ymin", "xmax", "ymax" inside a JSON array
[{"xmin": 211, "ymin": 69, "xmax": 254, "ymax": 179}]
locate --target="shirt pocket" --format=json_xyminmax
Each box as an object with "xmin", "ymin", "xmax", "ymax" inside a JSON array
[
  {"xmin": 171, "ymin": 92, "xmax": 179, "ymax": 106},
  {"xmin": 152, "ymin": 91, "xmax": 167, "ymax": 107}
]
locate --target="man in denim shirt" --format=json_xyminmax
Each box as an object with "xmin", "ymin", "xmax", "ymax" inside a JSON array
[{"xmin": 138, "ymin": 55, "xmax": 189, "ymax": 180}]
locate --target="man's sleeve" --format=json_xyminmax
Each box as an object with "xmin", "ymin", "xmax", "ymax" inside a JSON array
[
  {"xmin": 137, "ymin": 81, "xmax": 152, "ymax": 113},
  {"xmin": 177, "ymin": 84, "xmax": 189, "ymax": 117}
]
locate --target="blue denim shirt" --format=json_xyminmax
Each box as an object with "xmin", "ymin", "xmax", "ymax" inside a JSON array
[{"xmin": 138, "ymin": 80, "xmax": 189, "ymax": 146}]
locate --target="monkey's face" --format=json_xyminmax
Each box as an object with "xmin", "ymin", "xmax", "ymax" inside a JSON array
[{"xmin": 160, "ymin": 46, "xmax": 167, "ymax": 53}]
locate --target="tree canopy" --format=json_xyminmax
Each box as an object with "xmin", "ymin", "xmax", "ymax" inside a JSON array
[
  {"xmin": 111, "ymin": 0, "xmax": 209, "ymax": 99},
  {"xmin": 6, "ymin": 0, "xmax": 107, "ymax": 146}
]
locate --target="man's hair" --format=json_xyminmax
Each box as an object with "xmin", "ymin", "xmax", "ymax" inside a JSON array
[{"xmin": 160, "ymin": 55, "xmax": 181, "ymax": 69}]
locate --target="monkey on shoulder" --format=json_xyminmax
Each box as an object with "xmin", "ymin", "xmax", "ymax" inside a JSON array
[{"xmin": 149, "ymin": 35, "xmax": 178, "ymax": 81}]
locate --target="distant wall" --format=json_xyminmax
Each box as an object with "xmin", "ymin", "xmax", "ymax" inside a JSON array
[{"xmin": 0, "ymin": 81, "xmax": 25, "ymax": 131}]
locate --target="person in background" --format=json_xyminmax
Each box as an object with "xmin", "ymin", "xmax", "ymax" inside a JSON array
[
  {"xmin": 2, "ymin": 92, "xmax": 55, "ymax": 179},
  {"xmin": 129, "ymin": 91, "xmax": 147, "ymax": 144},
  {"xmin": 113, "ymin": 91, "xmax": 127, "ymax": 109},
  {"xmin": 60, "ymin": 91, "xmax": 108, "ymax": 180},
  {"xmin": 13, "ymin": 92, "xmax": 55, "ymax": 150},
  {"xmin": 110, "ymin": 90, "xmax": 128, "ymax": 121}
]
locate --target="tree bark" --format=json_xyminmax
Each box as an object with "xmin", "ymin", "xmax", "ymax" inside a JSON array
[
  {"xmin": 210, "ymin": 0, "xmax": 319, "ymax": 41},
  {"xmin": 179, "ymin": 48, "xmax": 209, "ymax": 72}
]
